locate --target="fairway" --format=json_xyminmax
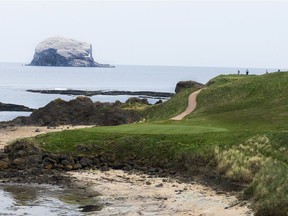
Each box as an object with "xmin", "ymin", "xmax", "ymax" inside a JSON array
[{"xmin": 85, "ymin": 123, "xmax": 228, "ymax": 135}]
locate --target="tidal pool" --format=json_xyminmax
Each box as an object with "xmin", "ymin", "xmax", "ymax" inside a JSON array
[{"xmin": 0, "ymin": 183, "xmax": 102, "ymax": 215}]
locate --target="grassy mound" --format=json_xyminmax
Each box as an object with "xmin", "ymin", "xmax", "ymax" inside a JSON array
[{"xmin": 30, "ymin": 71, "xmax": 288, "ymax": 215}]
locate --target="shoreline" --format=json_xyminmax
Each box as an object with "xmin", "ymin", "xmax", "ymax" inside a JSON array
[
  {"xmin": 26, "ymin": 89, "xmax": 174, "ymax": 99},
  {"xmin": 0, "ymin": 125, "xmax": 253, "ymax": 215}
]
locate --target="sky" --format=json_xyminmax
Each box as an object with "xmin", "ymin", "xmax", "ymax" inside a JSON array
[{"xmin": 0, "ymin": 0, "xmax": 288, "ymax": 68}]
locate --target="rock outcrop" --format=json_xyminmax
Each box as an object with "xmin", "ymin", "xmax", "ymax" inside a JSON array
[
  {"xmin": 10, "ymin": 96, "xmax": 141, "ymax": 126},
  {"xmin": 0, "ymin": 102, "xmax": 34, "ymax": 112},
  {"xmin": 29, "ymin": 37, "xmax": 110, "ymax": 67},
  {"xmin": 175, "ymin": 81, "xmax": 204, "ymax": 93}
]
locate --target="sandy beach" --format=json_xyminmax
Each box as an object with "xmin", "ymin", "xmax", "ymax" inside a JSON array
[
  {"xmin": 0, "ymin": 125, "xmax": 93, "ymax": 149},
  {"xmin": 0, "ymin": 126, "xmax": 253, "ymax": 216},
  {"xmin": 69, "ymin": 169, "xmax": 252, "ymax": 216}
]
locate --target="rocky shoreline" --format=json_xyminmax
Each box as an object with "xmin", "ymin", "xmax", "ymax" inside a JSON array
[
  {"xmin": 0, "ymin": 139, "xmax": 176, "ymax": 184},
  {"xmin": 27, "ymin": 89, "xmax": 174, "ymax": 99},
  {"xmin": 0, "ymin": 102, "xmax": 34, "ymax": 112},
  {"xmin": 0, "ymin": 126, "xmax": 253, "ymax": 215},
  {"xmin": 0, "ymin": 138, "xmax": 245, "ymax": 193}
]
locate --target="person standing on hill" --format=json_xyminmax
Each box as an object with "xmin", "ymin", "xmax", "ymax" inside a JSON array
[
  {"xmin": 237, "ymin": 70, "xmax": 240, "ymax": 75},
  {"xmin": 246, "ymin": 69, "xmax": 249, "ymax": 75}
]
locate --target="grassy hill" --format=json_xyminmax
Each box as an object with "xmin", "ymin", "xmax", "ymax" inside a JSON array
[
  {"xmin": 192, "ymin": 72, "xmax": 288, "ymax": 130},
  {"xmin": 31, "ymin": 71, "xmax": 288, "ymax": 215}
]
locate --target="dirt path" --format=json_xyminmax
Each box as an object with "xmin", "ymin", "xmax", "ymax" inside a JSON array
[{"xmin": 170, "ymin": 89, "xmax": 202, "ymax": 120}]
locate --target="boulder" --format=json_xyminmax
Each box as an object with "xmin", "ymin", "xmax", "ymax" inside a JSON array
[
  {"xmin": 175, "ymin": 81, "xmax": 204, "ymax": 93},
  {"xmin": 0, "ymin": 161, "xmax": 9, "ymax": 170},
  {"xmin": 29, "ymin": 37, "xmax": 108, "ymax": 67}
]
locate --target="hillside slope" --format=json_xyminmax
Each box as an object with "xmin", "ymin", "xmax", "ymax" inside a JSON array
[{"xmin": 190, "ymin": 72, "xmax": 288, "ymax": 130}]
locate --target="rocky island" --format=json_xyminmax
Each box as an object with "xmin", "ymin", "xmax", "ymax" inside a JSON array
[{"xmin": 28, "ymin": 37, "xmax": 112, "ymax": 67}]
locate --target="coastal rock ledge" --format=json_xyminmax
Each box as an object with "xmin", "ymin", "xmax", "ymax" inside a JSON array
[{"xmin": 29, "ymin": 37, "xmax": 110, "ymax": 67}]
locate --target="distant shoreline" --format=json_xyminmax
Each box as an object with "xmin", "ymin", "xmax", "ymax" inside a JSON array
[{"xmin": 26, "ymin": 89, "xmax": 174, "ymax": 99}]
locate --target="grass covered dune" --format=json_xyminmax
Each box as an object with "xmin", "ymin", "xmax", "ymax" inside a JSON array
[{"xmin": 31, "ymin": 72, "xmax": 288, "ymax": 215}]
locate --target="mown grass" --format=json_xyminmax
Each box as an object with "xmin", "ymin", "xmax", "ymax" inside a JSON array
[
  {"xmin": 82, "ymin": 122, "xmax": 227, "ymax": 135},
  {"xmin": 31, "ymin": 72, "xmax": 288, "ymax": 215}
]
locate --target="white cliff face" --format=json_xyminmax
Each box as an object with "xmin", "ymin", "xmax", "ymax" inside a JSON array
[
  {"xmin": 35, "ymin": 37, "xmax": 91, "ymax": 59},
  {"xmin": 29, "ymin": 37, "xmax": 101, "ymax": 67}
]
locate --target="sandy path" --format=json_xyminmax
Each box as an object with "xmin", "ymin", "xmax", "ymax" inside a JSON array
[{"xmin": 170, "ymin": 89, "xmax": 202, "ymax": 121}]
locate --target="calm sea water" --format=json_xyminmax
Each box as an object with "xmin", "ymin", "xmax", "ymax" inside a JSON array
[
  {"xmin": 0, "ymin": 183, "xmax": 100, "ymax": 215},
  {"xmin": 0, "ymin": 63, "xmax": 279, "ymax": 121}
]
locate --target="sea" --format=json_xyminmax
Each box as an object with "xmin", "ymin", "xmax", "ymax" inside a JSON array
[{"xmin": 0, "ymin": 62, "xmax": 281, "ymax": 122}]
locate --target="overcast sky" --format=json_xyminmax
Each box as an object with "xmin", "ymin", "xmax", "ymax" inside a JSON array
[{"xmin": 0, "ymin": 0, "xmax": 288, "ymax": 68}]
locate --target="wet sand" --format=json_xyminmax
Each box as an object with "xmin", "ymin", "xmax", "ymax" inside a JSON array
[{"xmin": 70, "ymin": 170, "xmax": 253, "ymax": 216}]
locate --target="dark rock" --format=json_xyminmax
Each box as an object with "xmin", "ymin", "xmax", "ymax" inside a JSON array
[
  {"xmin": 28, "ymin": 154, "xmax": 42, "ymax": 165},
  {"xmin": 146, "ymin": 181, "xmax": 152, "ymax": 185},
  {"xmin": 26, "ymin": 89, "xmax": 174, "ymax": 98},
  {"xmin": 58, "ymin": 154, "xmax": 68, "ymax": 161},
  {"xmin": 54, "ymin": 164, "xmax": 64, "ymax": 170},
  {"xmin": 0, "ymin": 161, "xmax": 9, "ymax": 170},
  {"xmin": 28, "ymin": 37, "xmax": 111, "ymax": 67},
  {"xmin": 72, "ymin": 164, "xmax": 82, "ymax": 170},
  {"xmin": 112, "ymin": 164, "xmax": 126, "ymax": 170},
  {"xmin": 155, "ymin": 183, "xmax": 164, "ymax": 187},
  {"xmin": 43, "ymin": 157, "xmax": 57, "ymax": 165},
  {"xmin": 46, "ymin": 153, "xmax": 60, "ymax": 161},
  {"xmin": 10, "ymin": 96, "xmax": 141, "ymax": 126},
  {"xmin": 35, "ymin": 128, "xmax": 40, "ymax": 132},
  {"xmin": 5, "ymin": 141, "xmax": 43, "ymax": 170},
  {"xmin": 61, "ymin": 159, "xmax": 70, "ymax": 166},
  {"xmin": 125, "ymin": 97, "xmax": 149, "ymax": 105},
  {"xmin": 79, "ymin": 158, "xmax": 93, "ymax": 167},
  {"xmin": 175, "ymin": 80, "xmax": 204, "ymax": 93},
  {"xmin": 79, "ymin": 204, "xmax": 103, "ymax": 212},
  {"xmin": 64, "ymin": 164, "xmax": 74, "ymax": 171},
  {"xmin": 0, "ymin": 152, "xmax": 9, "ymax": 160},
  {"xmin": 148, "ymin": 168, "xmax": 157, "ymax": 173},
  {"xmin": 155, "ymin": 100, "xmax": 163, "ymax": 104},
  {"xmin": 12, "ymin": 158, "xmax": 26, "ymax": 169},
  {"xmin": 123, "ymin": 165, "xmax": 132, "ymax": 171},
  {"xmin": 0, "ymin": 102, "xmax": 34, "ymax": 112}
]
